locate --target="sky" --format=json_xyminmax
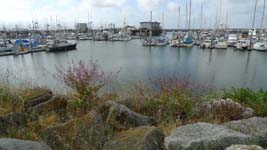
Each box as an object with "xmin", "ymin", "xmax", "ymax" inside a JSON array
[{"xmin": 0, "ymin": 0, "xmax": 266, "ymax": 29}]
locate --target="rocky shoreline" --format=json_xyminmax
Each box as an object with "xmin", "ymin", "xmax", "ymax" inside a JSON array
[{"xmin": 0, "ymin": 88, "xmax": 266, "ymax": 150}]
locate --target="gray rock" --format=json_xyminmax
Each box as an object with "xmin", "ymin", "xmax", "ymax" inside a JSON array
[
  {"xmin": 165, "ymin": 122, "xmax": 257, "ymax": 150},
  {"xmin": 40, "ymin": 111, "xmax": 106, "ymax": 150},
  {"xmin": 225, "ymin": 145, "xmax": 265, "ymax": 150},
  {"xmin": 0, "ymin": 113, "xmax": 27, "ymax": 136},
  {"xmin": 199, "ymin": 99, "xmax": 254, "ymax": 121},
  {"xmin": 0, "ymin": 138, "xmax": 51, "ymax": 150},
  {"xmin": 99, "ymin": 101, "xmax": 155, "ymax": 130},
  {"xmin": 103, "ymin": 126, "xmax": 166, "ymax": 150},
  {"xmin": 223, "ymin": 117, "xmax": 267, "ymax": 148}
]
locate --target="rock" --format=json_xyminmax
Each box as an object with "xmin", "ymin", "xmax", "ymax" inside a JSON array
[
  {"xmin": 199, "ymin": 99, "xmax": 254, "ymax": 121},
  {"xmin": 165, "ymin": 122, "xmax": 257, "ymax": 150},
  {"xmin": 31, "ymin": 96, "xmax": 67, "ymax": 115},
  {"xmin": 99, "ymin": 101, "xmax": 155, "ymax": 130},
  {"xmin": 103, "ymin": 126, "xmax": 165, "ymax": 150},
  {"xmin": 23, "ymin": 88, "xmax": 53, "ymax": 111},
  {"xmin": 0, "ymin": 138, "xmax": 51, "ymax": 150},
  {"xmin": 225, "ymin": 145, "xmax": 265, "ymax": 150},
  {"xmin": 223, "ymin": 117, "xmax": 267, "ymax": 148},
  {"xmin": 0, "ymin": 113, "xmax": 27, "ymax": 136},
  {"xmin": 40, "ymin": 111, "xmax": 105, "ymax": 150}
]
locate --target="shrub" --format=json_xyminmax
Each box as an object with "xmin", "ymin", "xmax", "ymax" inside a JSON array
[
  {"xmin": 126, "ymin": 76, "xmax": 213, "ymax": 124},
  {"xmin": 222, "ymin": 88, "xmax": 267, "ymax": 116},
  {"xmin": 55, "ymin": 60, "xmax": 116, "ymax": 112}
]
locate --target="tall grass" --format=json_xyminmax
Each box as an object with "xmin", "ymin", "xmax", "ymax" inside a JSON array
[{"xmin": 222, "ymin": 88, "xmax": 267, "ymax": 116}]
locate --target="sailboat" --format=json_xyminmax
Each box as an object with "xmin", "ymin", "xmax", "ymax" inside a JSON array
[
  {"xmin": 170, "ymin": 3, "xmax": 183, "ymax": 47},
  {"xmin": 183, "ymin": 0, "xmax": 194, "ymax": 48},
  {"xmin": 143, "ymin": 11, "xmax": 156, "ymax": 46},
  {"xmin": 253, "ymin": 0, "xmax": 267, "ymax": 51}
]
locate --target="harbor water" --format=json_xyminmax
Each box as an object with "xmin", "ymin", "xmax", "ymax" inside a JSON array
[{"xmin": 0, "ymin": 39, "xmax": 267, "ymax": 91}]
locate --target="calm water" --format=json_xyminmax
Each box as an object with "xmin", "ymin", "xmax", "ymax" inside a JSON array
[{"xmin": 0, "ymin": 39, "xmax": 267, "ymax": 91}]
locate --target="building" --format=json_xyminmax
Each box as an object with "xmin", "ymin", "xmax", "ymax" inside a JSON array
[
  {"xmin": 75, "ymin": 23, "xmax": 88, "ymax": 32},
  {"xmin": 139, "ymin": 22, "xmax": 162, "ymax": 36}
]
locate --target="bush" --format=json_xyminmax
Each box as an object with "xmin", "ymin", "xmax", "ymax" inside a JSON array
[
  {"xmin": 125, "ymin": 76, "xmax": 213, "ymax": 124},
  {"xmin": 55, "ymin": 60, "xmax": 115, "ymax": 112},
  {"xmin": 222, "ymin": 88, "xmax": 267, "ymax": 116}
]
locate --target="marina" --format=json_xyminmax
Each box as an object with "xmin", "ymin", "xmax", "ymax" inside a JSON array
[
  {"xmin": 2, "ymin": 0, "xmax": 267, "ymax": 149},
  {"xmin": 1, "ymin": 38, "xmax": 267, "ymax": 91}
]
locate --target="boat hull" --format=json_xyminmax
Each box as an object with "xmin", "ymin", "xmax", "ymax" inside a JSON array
[{"xmin": 47, "ymin": 44, "xmax": 77, "ymax": 52}]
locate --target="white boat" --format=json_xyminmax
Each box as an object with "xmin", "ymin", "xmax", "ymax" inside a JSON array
[
  {"xmin": 156, "ymin": 36, "xmax": 169, "ymax": 46},
  {"xmin": 200, "ymin": 39, "xmax": 212, "ymax": 49},
  {"xmin": 170, "ymin": 38, "xmax": 183, "ymax": 47},
  {"xmin": 234, "ymin": 39, "xmax": 250, "ymax": 50},
  {"xmin": 0, "ymin": 39, "xmax": 14, "ymax": 52},
  {"xmin": 227, "ymin": 34, "xmax": 238, "ymax": 47},
  {"xmin": 143, "ymin": 38, "xmax": 156, "ymax": 46},
  {"xmin": 253, "ymin": 42, "xmax": 267, "ymax": 51},
  {"xmin": 215, "ymin": 38, "xmax": 228, "ymax": 49}
]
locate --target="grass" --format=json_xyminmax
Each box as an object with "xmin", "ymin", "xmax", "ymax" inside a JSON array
[{"xmin": 222, "ymin": 88, "xmax": 267, "ymax": 116}]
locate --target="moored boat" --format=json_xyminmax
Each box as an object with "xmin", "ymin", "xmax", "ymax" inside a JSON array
[
  {"xmin": 46, "ymin": 40, "xmax": 77, "ymax": 52},
  {"xmin": 253, "ymin": 42, "xmax": 267, "ymax": 51},
  {"xmin": 215, "ymin": 38, "xmax": 228, "ymax": 49},
  {"xmin": 234, "ymin": 39, "xmax": 250, "ymax": 50}
]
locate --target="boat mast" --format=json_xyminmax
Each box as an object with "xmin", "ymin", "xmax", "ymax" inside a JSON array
[
  {"xmin": 252, "ymin": 0, "xmax": 258, "ymax": 29},
  {"xmin": 200, "ymin": 3, "xmax": 203, "ymax": 30},
  {"xmin": 261, "ymin": 0, "xmax": 266, "ymax": 31},
  {"xmin": 186, "ymin": 1, "xmax": 188, "ymax": 29},
  {"xmin": 150, "ymin": 11, "xmax": 153, "ymax": 39},
  {"xmin": 177, "ymin": 0, "xmax": 180, "ymax": 30},
  {"xmin": 189, "ymin": 0, "xmax": 192, "ymax": 31},
  {"xmin": 219, "ymin": 0, "xmax": 222, "ymax": 29}
]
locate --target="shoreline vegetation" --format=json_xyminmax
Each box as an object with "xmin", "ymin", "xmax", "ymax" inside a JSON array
[{"xmin": 0, "ymin": 60, "xmax": 267, "ymax": 149}]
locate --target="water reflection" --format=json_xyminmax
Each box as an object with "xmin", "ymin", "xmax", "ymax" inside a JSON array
[{"xmin": 0, "ymin": 40, "xmax": 267, "ymax": 90}]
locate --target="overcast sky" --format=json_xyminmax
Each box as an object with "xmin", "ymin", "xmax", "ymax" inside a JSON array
[{"xmin": 0, "ymin": 0, "xmax": 266, "ymax": 29}]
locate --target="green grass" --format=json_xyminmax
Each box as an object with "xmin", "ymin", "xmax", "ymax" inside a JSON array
[{"xmin": 222, "ymin": 88, "xmax": 267, "ymax": 116}]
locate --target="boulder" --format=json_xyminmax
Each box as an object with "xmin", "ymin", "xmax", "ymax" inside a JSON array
[
  {"xmin": 165, "ymin": 122, "xmax": 257, "ymax": 150},
  {"xmin": 199, "ymin": 99, "xmax": 254, "ymax": 121},
  {"xmin": 40, "ymin": 111, "xmax": 105, "ymax": 150},
  {"xmin": 223, "ymin": 117, "xmax": 267, "ymax": 148},
  {"xmin": 0, "ymin": 112, "xmax": 27, "ymax": 136},
  {"xmin": 31, "ymin": 96, "xmax": 67, "ymax": 115},
  {"xmin": 225, "ymin": 145, "xmax": 265, "ymax": 150},
  {"xmin": 99, "ymin": 101, "xmax": 155, "ymax": 130},
  {"xmin": 23, "ymin": 88, "xmax": 53, "ymax": 111},
  {"xmin": 103, "ymin": 126, "xmax": 165, "ymax": 150},
  {"xmin": 0, "ymin": 138, "xmax": 51, "ymax": 150}
]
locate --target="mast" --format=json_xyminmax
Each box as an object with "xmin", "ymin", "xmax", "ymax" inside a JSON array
[
  {"xmin": 162, "ymin": 12, "xmax": 164, "ymax": 29},
  {"xmin": 215, "ymin": 6, "xmax": 218, "ymax": 29},
  {"xmin": 178, "ymin": 6, "xmax": 181, "ymax": 30},
  {"xmin": 226, "ymin": 11, "xmax": 228, "ymax": 29},
  {"xmin": 186, "ymin": 2, "xmax": 188, "ymax": 29},
  {"xmin": 150, "ymin": 11, "xmax": 153, "ymax": 39},
  {"xmin": 219, "ymin": 0, "xmax": 222, "ymax": 28},
  {"xmin": 200, "ymin": 3, "xmax": 203, "ymax": 30},
  {"xmin": 189, "ymin": 0, "xmax": 192, "ymax": 31},
  {"xmin": 261, "ymin": 0, "xmax": 266, "ymax": 31},
  {"xmin": 252, "ymin": 0, "xmax": 258, "ymax": 29}
]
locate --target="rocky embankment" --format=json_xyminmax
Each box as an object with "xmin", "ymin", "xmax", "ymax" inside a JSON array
[{"xmin": 0, "ymin": 90, "xmax": 266, "ymax": 150}]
